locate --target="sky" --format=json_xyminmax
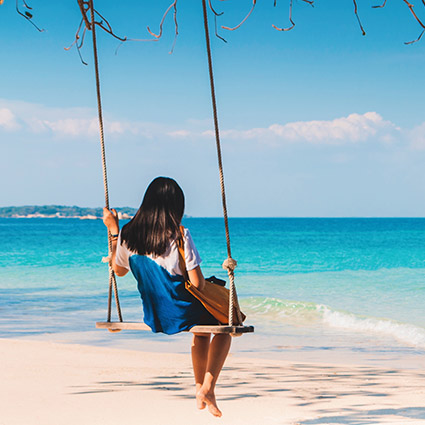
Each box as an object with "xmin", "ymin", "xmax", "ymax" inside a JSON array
[{"xmin": 1, "ymin": 0, "xmax": 425, "ymax": 217}]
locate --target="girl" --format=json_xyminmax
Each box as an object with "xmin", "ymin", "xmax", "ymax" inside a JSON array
[{"xmin": 103, "ymin": 176, "xmax": 231, "ymax": 417}]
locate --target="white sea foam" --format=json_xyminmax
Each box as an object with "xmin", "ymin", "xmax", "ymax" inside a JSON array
[
  {"xmin": 319, "ymin": 305, "xmax": 425, "ymax": 349},
  {"xmin": 242, "ymin": 297, "xmax": 322, "ymax": 325},
  {"xmin": 243, "ymin": 297, "xmax": 425, "ymax": 349}
]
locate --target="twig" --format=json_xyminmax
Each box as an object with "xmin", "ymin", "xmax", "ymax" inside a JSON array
[
  {"xmin": 146, "ymin": 0, "xmax": 180, "ymax": 53},
  {"xmin": 208, "ymin": 0, "xmax": 227, "ymax": 42},
  {"xmin": 405, "ymin": 28, "xmax": 425, "ymax": 44},
  {"xmin": 222, "ymin": 0, "xmax": 256, "ymax": 31},
  {"xmin": 402, "ymin": 0, "xmax": 425, "ymax": 29},
  {"xmin": 272, "ymin": 0, "xmax": 295, "ymax": 31},
  {"xmin": 372, "ymin": 0, "xmax": 387, "ymax": 8},
  {"xmin": 70, "ymin": 0, "xmax": 127, "ymax": 65},
  {"xmin": 209, "ymin": 0, "xmax": 223, "ymax": 16},
  {"xmin": 15, "ymin": 0, "xmax": 44, "ymax": 32},
  {"xmin": 353, "ymin": 0, "xmax": 366, "ymax": 36},
  {"xmin": 94, "ymin": 10, "xmax": 127, "ymax": 42},
  {"xmin": 147, "ymin": 1, "xmax": 176, "ymax": 39},
  {"xmin": 114, "ymin": 37, "xmax": 159, "ymax": 55},
  {"xmin": 169, "ymin": 0, "xmax": 178, "ymax": 54},
  {"xmin": 64, "ymin": 18, "xmax": 85, "ymax": 51}
]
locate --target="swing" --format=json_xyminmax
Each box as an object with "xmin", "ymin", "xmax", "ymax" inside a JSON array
[{"xmin": 79, "ymin": 0, "xmax": 254, "ymax": 336}]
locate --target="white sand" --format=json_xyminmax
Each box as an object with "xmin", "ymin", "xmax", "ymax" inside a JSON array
[{"xmin": 1, "ymin": 338, "xmax": 425, "ymax": 425}]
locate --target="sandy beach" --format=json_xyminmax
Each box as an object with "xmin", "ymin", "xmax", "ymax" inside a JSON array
[{"xmin": 2, "ymin": 338, "xmax": 425, "ymax": 425}]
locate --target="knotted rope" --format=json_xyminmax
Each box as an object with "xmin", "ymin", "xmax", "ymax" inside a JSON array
[
  {"xmin": 202, "ymin": 0, "xmax": 243, "ymax": 327},
  {"xmin": 80, "ymin": 0, "xmax": 123, "ymax": 323}
]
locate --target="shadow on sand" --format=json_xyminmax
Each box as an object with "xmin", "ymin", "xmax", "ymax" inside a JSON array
[{"xmin": 69, "ymin": 362, "xmax": 425, "ymax": 423}]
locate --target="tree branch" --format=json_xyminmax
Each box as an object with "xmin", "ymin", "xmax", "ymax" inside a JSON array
[
  {"xmin": 372, "ymin": 0, "xmax": 387, "ymax": 9},
  {"xmin": 402, "ymin": 0, "xmax": 425, "ymax": 29},
  {"xmin": 405, "ymin": 28, "xmax": 425, "ymax": 44},
  {"xmin": 147, "ymin": 1, "xmax": 177, "ymax": 39},
  {"xmin": 15, "ymin": 0, "xmax": 44, "ymax": 32},
  {"xmin": 353, "ymin": 0, "xmax": 366, "ymax": 35},
  {"xmin": 70, "ymin": 0, "xmax": 127, "ymax": 65},
  {"xmin": 169, "ymin": 0, "xmax": 178, "ymax": 54},
  {"xmin": 222, "ymin": 0, "xmax": 256, "ymax": 31},
  {"xmin": 208, "ymin": 0, "xmax": 227, "ymax": 42},
  {"xmin": 273, "ymin": 0, "xmax": 295, "ymax": 31}
]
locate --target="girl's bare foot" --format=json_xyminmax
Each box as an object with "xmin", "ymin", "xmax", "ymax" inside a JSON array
[
  {"xmin": 196, "ymin": 391, "xmax": 206, "ymax": 410},
  {"xmin": 197, "ymin": 390, "xmax": 222, "ymax": 417}
]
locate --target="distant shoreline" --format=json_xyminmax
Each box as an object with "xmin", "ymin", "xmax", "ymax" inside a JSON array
[
  {"xmin": 7, "ymin": 214, "xmax": 106, "ymax": 220},
  {"xmin": 0, "ymin": 205, "xmax": 135, "ymax": 219}
]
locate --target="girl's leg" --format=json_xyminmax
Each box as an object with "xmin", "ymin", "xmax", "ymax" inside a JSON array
[
  {"xmin": 191, "ymin": 334, "xmax": 210, "ymax": 409},
  {"xmin": 197, "ymin": 333, "xmax": 231, "ymax": 417}
]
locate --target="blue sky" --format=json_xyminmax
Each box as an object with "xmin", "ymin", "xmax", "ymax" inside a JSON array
[{"xmin": 1, "ymin": 0, "xmax": 425, "ymax": 216}]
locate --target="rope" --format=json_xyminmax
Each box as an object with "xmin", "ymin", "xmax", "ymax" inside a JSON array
[
  {"xmin": 201, "ymin": 0, "xmax": 243, "ymax": 327},
  {"xmin": 87, "ymin": 0, "xmax": 123, "ymax": 323}
]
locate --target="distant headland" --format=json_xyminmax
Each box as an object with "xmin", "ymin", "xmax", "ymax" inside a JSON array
[{"xmin": 0, "ymin": 205, "xmax": 137, "ymax": 220}]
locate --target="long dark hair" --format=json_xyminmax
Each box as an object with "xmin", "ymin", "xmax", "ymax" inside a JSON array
[{"xmin": 121, "ymin": 177, "xmax": 185, "ymax": 256}]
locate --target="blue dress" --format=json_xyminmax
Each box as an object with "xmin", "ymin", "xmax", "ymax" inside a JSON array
[{"xmin": 129, "ymin": 255, "xmax": 217, "ymax": 335}]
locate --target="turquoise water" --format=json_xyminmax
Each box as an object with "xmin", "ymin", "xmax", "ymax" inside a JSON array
[{"xmin": 1, "ymin": 218, "xmax": 425, "ymax": 366}]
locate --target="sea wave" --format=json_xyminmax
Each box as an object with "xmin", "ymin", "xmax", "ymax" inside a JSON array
[{"xmin": 242, "ymin": 297, "xmax": 425, "ymax": 349}]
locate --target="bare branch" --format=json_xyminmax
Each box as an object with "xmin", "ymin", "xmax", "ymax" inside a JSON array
[
  {"xmin": 71, "ymin": 0, "xmax": 127, "ymax": 65},
  {"xmin": 372, "ymin": 0, "xmax": 387, "ymax": 8},
  {"xmin": 214, "ymin": 17, "xmax": 227, "ymax": 42},
  {"xmin": 272, "ymin": 0, "xmax": 295, "ymax": 32},
  {"xmin": 402, "ymin": 0, "xmax": 425, "ymax": 29},
  {"xmin": 222, "ymin": 0, "xmax": 256, "ymax": 31},
  {"xmin": 145, "ymin": 0, "xmax": 180, "ymax": 53},
  {"xmin": 208, "ymin": 0, "xmax": 227, "ymax": 42},
  {"xmin": 405, "ymin": 28, "xmax": 425, "ymax": 44},
  {"xmin": 75, "ymin": 27, "xmax": 88, "ymax": 65},
  {"xmin": 94, "ymin": 9, "xmax": 114, "ymax": 33},
  {"xmin": 353, "ymin": 0, "xmax": 366, "ymax": 36},
  {"xmin": 169, "ymin": 0, "xmax": 179, "ymax": 54},
  {"xmin": 114, "ymin": 37, "xmax": 159, "ymax": 55},
  {"xmin": 147, "ymin": 1, "xmax": 176, "ymax": 39},
  {"xmin": 64, "ymin": 22, "xmax": 88, "ymax": 65},
  {"xmin": 94, "ymin": 12, "xmax": 127, "ymax": 42},
  {"xmin": 64, "ymin": 18, "xmax": 84, "ymax": 51},
  {"xmin": 15, "ymin": 0, "xmax": 44, "ymax": 32},
  {"xmin": 209, "ymin": 0, "xmax": 223, "ymax": 16}
]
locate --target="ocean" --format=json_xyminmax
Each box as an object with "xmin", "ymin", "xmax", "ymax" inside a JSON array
[{"xmin": 1, "ymin": 217, "xmax": 425, "ymax": 368}]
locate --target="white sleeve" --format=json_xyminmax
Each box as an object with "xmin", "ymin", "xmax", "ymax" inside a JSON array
[
  {"xmin": 183, "ymin": 228, "xmax": 202, "ymax": 271},
  {"xmin": 115, "ymin": 232, "xmax": 131, "ymax": 270}
]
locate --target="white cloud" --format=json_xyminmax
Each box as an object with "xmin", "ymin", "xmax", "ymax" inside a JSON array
[
  {"xmin": 40, "ymin": 118, "xmax": 98, "ymax": 136},
  {"xmin": 37, "ymin": 118, "xmax": 129, "ymax": 137},
  {"xmin": 220, "ymin": 112, "xmax": 400, "ymax": 145},
  {"xmin": 0, "ymin": 100, "xmax": 405, "ymax": 149},
  {"xmin": 167, "ymin": 130, "xmax": 191, "ymax": 138},
  {"xmin": 0, "ymin": 108, "xmax": 20, "ymax": 131},
  {"xmin": 0, "ymin": 99, "xmax": 167, "ymax": 140},
  {"xmin": 409, "ymin": 122, "xmax": 425, "ymax": 150}
]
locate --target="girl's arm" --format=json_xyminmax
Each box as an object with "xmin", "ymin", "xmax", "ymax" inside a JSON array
[
  {"xmin": 103, "ymin": 208, "xmax": 129, "ymax": 277},
  {"xmin": 187, "ymin": 266, "xmax": 206, "ymax": 291}
]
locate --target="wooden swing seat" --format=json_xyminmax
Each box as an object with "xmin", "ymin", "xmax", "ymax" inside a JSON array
[{"xmin": 96, "ymin": 321, "xmax": 254, "ymax": 334}]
